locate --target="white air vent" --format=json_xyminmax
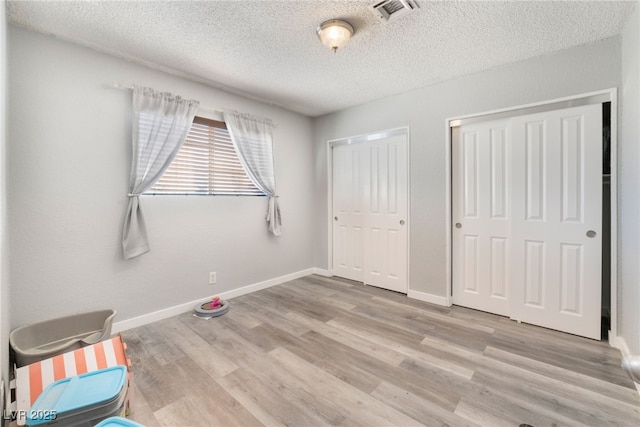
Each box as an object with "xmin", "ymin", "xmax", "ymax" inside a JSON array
[{"xmin": 369, "ymin": 0, "xmax": 419, "ymax": 23}]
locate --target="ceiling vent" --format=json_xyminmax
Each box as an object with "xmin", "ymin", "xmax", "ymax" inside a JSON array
[{"xmin": 369, "ymin": 0, "xmax": 419, "ymax": 23}]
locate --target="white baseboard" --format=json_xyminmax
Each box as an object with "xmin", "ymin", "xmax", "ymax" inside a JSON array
[
  {"xmin": 609, "ymin": 333, "xmax": 631, "ymax": 356},
  {"xmin": 407, "ymin": 290, "xmax": 451, "ymax": 306},
  {"xmin": 311, "ymin": 268, "xmax": 332, "ymax": 277},
  {"xmin": 112, "ymin": 268, "xmax": 316, "ymax": 333},
  {"xmin": 609, "ymin": 333, "xmax": 640, "ymax": 395}
]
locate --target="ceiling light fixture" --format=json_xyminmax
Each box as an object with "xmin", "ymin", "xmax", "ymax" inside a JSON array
[{"xmin": 317, "ymin": 19, "xmax": 354, "ymax": 53}]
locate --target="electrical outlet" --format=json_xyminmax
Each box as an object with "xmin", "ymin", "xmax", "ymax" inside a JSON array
[{"xmin": 209, "ymin": 272, "xmax": 217, "ymax": 285}]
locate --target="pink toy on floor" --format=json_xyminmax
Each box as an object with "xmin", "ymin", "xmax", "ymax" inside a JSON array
[{"xmin": 210, "ymin": 296, "xmax": 221, "ymax": 309}]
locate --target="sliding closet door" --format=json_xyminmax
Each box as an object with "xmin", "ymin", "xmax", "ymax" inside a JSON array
[
  {"xmin": 452, "ymin": 119, "xmax": 511, "ymax": 316},
  {"xmin": 332, "ymin": 144, "xmax": 365, "ymax": 282},
  {"xmin": 510, "ymin": 104, "xmax": 602, "ymax": 339},
  {"xmin": 362, "ymin": 135, "xmax": 409, "ymax": 293},
  {"xmin": 332, "ymin": 131, "xmax": 409, "ymax": 293},
  {"xmin": 452, "ymin": 103, "xmax": 602, "ymax": 339}
]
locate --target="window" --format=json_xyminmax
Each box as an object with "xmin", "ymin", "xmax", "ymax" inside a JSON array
[{"xmin": 147, "ymin": 116, "xmax": 263, "ymax": 195}]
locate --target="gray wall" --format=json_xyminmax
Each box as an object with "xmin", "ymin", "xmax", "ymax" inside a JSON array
[
  {"xmin": 1, "ymin": 0, "xmax": 9, "ymax": 410},
  {"xmin": 620, "ymin": 4, "xmax": 640, "ymax": 355},
  {"xmin": 8, "ymin": 27, "xmax": 315, "ymax": 328},
  {"xmin": 313, "ymin": 37, "xmax": 621, "ymax": 298}
]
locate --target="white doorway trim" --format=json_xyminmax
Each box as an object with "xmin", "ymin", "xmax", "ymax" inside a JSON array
[
  {"xmin": 326, "ymin": 126, "xmax": 411, "ymax": 290},
  {"xmin": 445, "ymin": 88, "xmax": 618, "ymax": 336}
]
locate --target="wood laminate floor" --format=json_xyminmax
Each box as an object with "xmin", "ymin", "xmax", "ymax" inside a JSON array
[{"xmin": 121, "ymin": 275, "xmax": 640, "ymax": 427}]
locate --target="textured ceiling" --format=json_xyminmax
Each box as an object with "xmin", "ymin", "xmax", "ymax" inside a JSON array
[{"xmin": 6, "ymin": 1, "xmax": 637, "ymax": 117}]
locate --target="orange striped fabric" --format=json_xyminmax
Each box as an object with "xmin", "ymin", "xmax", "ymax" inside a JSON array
[
  {"xmin": 94, "ymin": 342, "xmax": 108, "ymax": 370},
  {"xmin": 73, "ymin": 346, "xmax": 88, "ymax": 376},
  {"xmin": 27, "ymin": 363, "xmax": 42, "ymax": 409},
  {"xmin": 51, "ymin": 354, "xmax": 66, "ymax": 381}
]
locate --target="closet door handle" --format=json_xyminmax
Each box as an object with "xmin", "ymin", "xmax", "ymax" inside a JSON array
[
  {"xmin": 455, "ymin": 223, "xmax": 462, "ymax": 229},
  {"xmin": 586, "ymin": 230, "xmax": 597, "ymax": 238},
  {"xmin": 334, "ymin": 216, "xmax": 338, "ymax": 221},
  {"xmin": 399, "ymin": 220, "xmax": 405, "ymax": 225}
]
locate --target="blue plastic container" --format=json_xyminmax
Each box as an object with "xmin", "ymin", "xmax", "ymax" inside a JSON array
[
  {"xmin": 26, "ymin": 366, "xmax": 128, "ymax": 427},
  {"xmin": 95, "ymin": 417, "xmax": 144, "ymax": 427}
]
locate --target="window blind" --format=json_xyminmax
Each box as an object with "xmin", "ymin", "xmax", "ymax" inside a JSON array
[{"xmin": 147, "ymin": 116, "xmax": 263, "ymax": 196}]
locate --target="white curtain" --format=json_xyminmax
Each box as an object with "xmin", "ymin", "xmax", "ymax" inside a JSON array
[
  {"xmin": 122, "ymin": 86, "xmax": 199, "ymax": 259},
  {"xmin": 223, "ymin": 110, "xmax": 281, "ymax": 236}
]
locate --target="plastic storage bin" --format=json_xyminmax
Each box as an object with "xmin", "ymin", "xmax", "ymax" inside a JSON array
[
  {"xmin": 14, "ymin": 336, "xmax": 131, "ymax": 426},
  {"xmin": 10, "ymin": 309, "xmax": 117, "ymax": 367},
  {"xmin": 95, "ymin": 417, "xmax": 144, "ymax": 427},
  {"xmin": 26, "ymin": 366, "xmax": 128, "ymax": 427}
]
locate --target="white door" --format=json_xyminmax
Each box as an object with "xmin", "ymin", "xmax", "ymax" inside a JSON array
[
  {"xmin": 332, "ymin": 133, "xmax": 409, "ymax": 293},
  {"xmin": 332, "ymin": 143, "xmax": 364, "ymax": 282},
  {"xmin": 510, "ymin": 105, "xmax": 602, "ymax": 339},
  {"xmin": 452, "ymin": 104, "xmax": 602, "ymax": 339},
  {"xmin": 362, "ymin": 135, "xmax": 409, "ymax": 293},
  {"xmin": 452, "ymin": 119, "xmax": 512, "ymax": 316}
]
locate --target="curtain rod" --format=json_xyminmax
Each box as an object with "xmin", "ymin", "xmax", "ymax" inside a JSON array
[{"xmin": 112, "ymin": 81, "xmax": 278, "ymax": 127}]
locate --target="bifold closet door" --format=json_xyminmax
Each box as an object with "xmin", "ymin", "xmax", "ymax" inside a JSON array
[
  {"xmin": 452, "ymin": 104, "xmax": 602, "ymax": 339},
  {"xmin": 332, "ymin": 134, "xmax": 408, "ymax": 293}
]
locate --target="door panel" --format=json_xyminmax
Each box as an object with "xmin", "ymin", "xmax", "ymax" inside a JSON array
[
  {"xmin": 511, "ymin": 104, "xmax": 602, "ymax": 339},
  {"xmin": 523, "ymin": 240, "xmax": 545, "ymax": 308},
  {"xmin": 453, "ymin": 119, "xmax": 511, "ymax": 316},
  {"xmin": 491, "ymin": 128, "xmax": 508, "ymax": 219},
  {"xmin": 561, "ymin": 116, "xmax": 584, "ymax": 222},
  {"xmin": 490, "ymin": 237, "xmax": 508, "ymax": 298},
  {"xmin": 560, "ymin": 243, "xmax": 583, "ymax": 314},
  {"xmin": 332, "ymin": 144, "xmax": 364, "ymax": 281},
  {"xmin": 463, "ymin": 235, "xmax": 479, "ymax": 293},
  {"xmin": 525, "ymin": 121, "xmax": 546, "ymax": 221},
  {"xmin": 363, "ymin": 135, "xmax": 408, "ymax": 293},
  {"xmin": 463, "ymin": 130, "xmax": 479, "ymax": 218}
]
